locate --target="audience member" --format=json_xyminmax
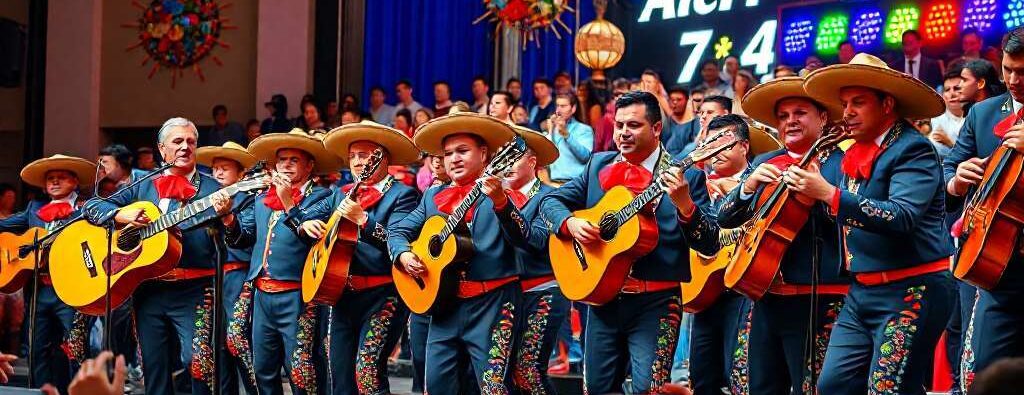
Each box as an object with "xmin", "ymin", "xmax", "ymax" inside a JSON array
[
  {"xmin": 325, "ymin": 99, "xmax": 342, "ymax": 128},
  {"xmin": 663, "ymin": 85, "xmax": 700, "ymax": 156},
  {"xmin": 260, "ymin": 93, "xmax": 293, "ymax": 133},
  {"xmin": 368, "ymin": 85, "xmax": 396, "ymax": 126},
  {"xmin": 470, "ymin": 75, "xmax": 490, "ymax": 114},
  {"xmin": 554, "ymin": 70, "xmax": 574, "ymax": 94},
  {"xmin": 488, "ymin": 90, "xmax": 515, "ymax": 123},
  {"xmin": 395, "ymin": 80, "xmax": 425, "ymax": 116},
  {"xmin": 433, "ymin": 81, "xmax": 454, "ymax": 118},
  {"xmin": 0, "ymin": 183, "xmax": 16, "ymax": 219},
  {"xmin": 506, "ymin": 77, "xmax": 523, "ymax": 104},
  {"xmin": 721, "ymin": 55, "xmax": 740, "ymax": 84},
  {"xmin": 595, "ymin": 79, "xmax": 630, "ymax": 153},
  {"xmin": 341, "ymin": 109, "xmax": 362, "ymax": 125},
  {"xmin": 890, "ymin": 29, "xmax": 943, "ymax": 88},
  {"xmin": 135, "ymin": 147, "xmax": 157, "ymax": 170},
  {"xmin": 297, "ymin": 100, "xmax": 325, "ymax": 130},
  {"xmin": 511, "ymin": 104, "xmax": 530, "ymax": 126},
  {"xmin": 730, "ymin": 69, "xmax": 757, "ymax": 115},
  {"xmin": 394, "ymin": 108, "xmax": 414, "ymax": 138},
  {"xmin": 838, "ymin": 41, "xmax": 856, "ymax": 64},
  {"xmin": 414, "ymin": 108, "xmax": 433, "ymax": 128},
  {"xmin": 959, "ymin": 59, "xmax": 1006, "ymax": 113},
  {"xmin": 245, "ymin": 119, "xmax": 261, "ymax": 142},
  {"xmin": 931, "ymin": 67, "xmax": 966, "ymax": 156},
  {"xmin": 694, "ymin": 59, "xmax": 734, "ymax": 98},
  {"xmin": 204, "ymin": 104, "xmax": 246, "ymax": 146},
  {"xmin": 98, "ymin": 144, "xmax": 141, "ymax": 188},
  {"xmin": 575, "ymin": 81, "xmax": 604, "ymax": 129},
  {"xmin": 545, "ymin": 93, "xmax": 594, "ymax": 185},
  {"xmin": 529, "ymin": 78, "xmax": 555, "ymax": 131}
]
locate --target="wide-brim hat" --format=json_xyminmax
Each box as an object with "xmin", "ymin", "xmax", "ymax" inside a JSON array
[
  {"xmin": 803, "ymin": 53, "xmax": 944, "ymax": 119},
  {"xmin": 196, "ymin": 141, "xmax": 257, "ymax": 169},
  {"xmin": 510, "ymin": 124, "xmax": 559, "ymax": 167},
  {"xmin": 743, "ymin": 118, "xmax": 784, "ymax": 155},
  {"xmin": 247, "ymin": 128, "xmax": 339, "ymax": 173},
  {"xmin": 413, "ymin": 111, "xmax": 516, "ymax": 156},
  {"xmin": 20, "ymin": 154, "xmax": 96, "ymax": 188},
  {"xmin": 323, "ymin": 121, "xmax": 421, "ymax": 166},
  {"xmin": 742, "ymin": 76, "xmax": 843, "ymax": 125}
]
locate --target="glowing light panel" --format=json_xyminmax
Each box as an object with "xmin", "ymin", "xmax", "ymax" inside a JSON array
[
  {"xmin": 923, "ymin": 2, "xmax": 958, "ymax": 41},
  {"xmin": 964, "ymin": 0, "xmax": 998, "ymax": 32},
  {"xmin": 885, "ymin": 6, "xmax": 921, "ymax": 45},
  {"xmin": 851, "ymin": 10, "xmax": 884, "ymax": 47},
  {"xmin": 1005, "ymin": 0, "xmax": 1024, "ymax": 29},
  {"xmin": 816, "ymin": 13, "xmax": 849, "ymax": 54},
  {"xmin": 783, "ymin": 19, "xmax": 814, "ymax": 54}
]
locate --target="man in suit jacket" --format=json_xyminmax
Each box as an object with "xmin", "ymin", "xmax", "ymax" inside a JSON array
[
  {"xmin": 889, "ymin": 30, "xmax": 944, "ymax": 89},
  {"xmin": 943, "ymin": 26, "xmax": 1024, "ymax": 393}
]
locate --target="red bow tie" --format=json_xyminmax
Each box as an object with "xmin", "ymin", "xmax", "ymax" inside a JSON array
[
  {"xmin": 37, "ymin": 201, "xmax": 73, "ymax": 223},
  {"xmin": 341, "ymin": 184, "xmax": 384, "ymax": 209},
  {"xmin": 994, "ymin": 108, "xmax": 1024, "ymax": 139},
  {"xmin": 153, "ymin": 174, "xmax": 197, "ymax": 201},
  {"xmin": 505, "ymin": 189, "xmax": 528, "ymax": 209},
  {"xmin": 263, "ymin": 186, "xmax": 305, "ymax": 211},
  {"xmin": 765, "ymin": 153, "xmax": 802, "ymax": 170},
  {"xmin": 599, "ymin": 161, "xmax": 653, "ymax": 195},
  {"xmin": 841, "ymin": 142, "xmax": 882, "ymax": 180},
  {"xmin": 433, "ymin": 183, "xmax": 476, "ymax": 222}
]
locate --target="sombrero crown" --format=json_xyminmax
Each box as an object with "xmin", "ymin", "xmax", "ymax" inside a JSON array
[
  {"xmin": 20, "ymin": 154, "xmax": 96, "ymax": 188},
  {"xmin": 510, "ymin": 124, "xmax": 559, "ymax": 167},
  {"xmin": 803, "ymin": 53, "xmax": 944, "ymax": 119},
  {"xmin": 324, "ymin": 121, "xmax": 421, "ymax": 166},
  {"xmin": 247, "ymin": 128, "xmax": 339, "ymax": 173},
  {"xmin": 196, "ymin": 141, "xmax": 257, "ymax": 169},
  {"xmin": 742, "ymin": 76, "xmax": 842, "ymax": 126},
  {"xmin": 413, "ymin": 110, "xmax": 516, "ymax": 156}
]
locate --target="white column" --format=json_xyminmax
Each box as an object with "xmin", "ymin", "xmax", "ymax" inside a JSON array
[
  {"xmin": 255, "ymin": 0, "xmax": 315, "ymax": 121},
  {"xmin": 45, "ymin": 0, "xmax": 103, "ymax": 158}
]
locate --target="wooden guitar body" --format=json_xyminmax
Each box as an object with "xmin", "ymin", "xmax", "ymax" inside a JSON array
[
  {"xmin": 954, "ymin": 146, "xmax": 1024, "ymax": 290},
  {"xmin": 726, "ymin": 182, "xmax": 813, "ymax": 300},
  {"xmin": 393, "ymin": 215, "xmax": 473, "ymax": 314},
  {"xmin": 0, "ymin": 227, "xmax": 47, "ymax": 293},
  {"xmin": 682, "ymin": 243, "xmax": 735, "ymax": 313},
  {"xmin": 548, "ymin": 186, "xmax": 658, "ymax": 305},
  {"xmin": 49, "ymin": 201, "xmax": 181, "ymax": 315},
  {"xmin": 302, "ymin": 211, "xmax": 357, "ymax": 304}
]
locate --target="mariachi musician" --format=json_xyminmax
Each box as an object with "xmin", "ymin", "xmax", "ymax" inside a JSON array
[
  {"xmin": 502, "ymin": 124, "xmax": 564, "ymax": 394},
  {"xmin": 220, "ymin": 129, "xmax": 336, "ymax": 395},
  {"xmin": 796, "ymin": 54, "xmax": 953, "ymax": 394},
  {"xmin": 0, "ymin": 155, "xmax": 95, "ymax": 392},
  {"xmin": 195, "ymin": 141, "xmax": 259, "ymax": 395},
  {"xmin": 718, "ymin": 76, "xmax": 850, "ymax": 394},
  {"xmin": 298, "ymin": 121, "xmax": 421, "ymax": 395},
  {"xmin": 83, "ymin": 117, "xmax": 236, "ymax": 395},
  {"xmin": 944, "ymin": 27, "xmax": 1024, "ymax": 391},
  {"xmin": 540, "ymin": 91, "xmax": 720, "ymax": 394},
  {"xmin": 388, "ymin": 110, "xmax": 530, "ymax": 394}
]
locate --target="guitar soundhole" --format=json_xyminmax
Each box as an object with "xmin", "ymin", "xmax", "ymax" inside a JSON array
[
  {"xmin": 116, "ymin": 231, "xmax": 141, "ymax": 252},
  {"xmin": 428, "ymin": 235, "xmax": 443, "ymax": 258},
  {"xmin": 598, "ymin": 214, "xmax": 619, "ymax": 241}
]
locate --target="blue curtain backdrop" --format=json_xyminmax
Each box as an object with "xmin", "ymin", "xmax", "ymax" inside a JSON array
[
  {"xmin": 362, "ymin": 0, "xmax": 594, "ymax": 110},
  {"xmin": 518, "ymin": 0, "xmax": 594, "ymax": 106},
  {"xmin": 362, "ymin": 0, "xmax": 495, "ymax": 110}
]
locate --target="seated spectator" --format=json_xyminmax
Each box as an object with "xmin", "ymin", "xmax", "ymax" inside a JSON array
[
  {"xmin": 432, "ymin": 81, "xmax": 454, "ymax": 118},
  {"xmin": 511, "ymin": 104, "xmax": 530, "ymax": 126},
  {"xmin": 694, "ymin": 59, "xmax": 734, "ymax": 98},
  {"xmin": 506, "ymin": 77, "xmax": 523, "ymax": 104},
  {"xmin": 325, "ymin": 99, "xmax": 342, "ymax": 128},
  {"xmin": 554, "ymin": 70, "xmax": 574, "ymax": 95},
  {"xmin": 203, "ymin": 104, "xmax": 247, "ymax": 146},
  {"xmin": 959, "ymin": 59, "xmax": 1005, "ymax": 114},
  {"xmin": 662, "ymin": 84, "xmax": 699, "ymax": 156},
  {"xmin": 368, "ymin": 86, "xmax": 396, "ymax": 126},
  {"xmin": 596, "ymin": 78, "xmax": 630, "ymax": 153},
  {"xmin": 799, "ymin": 55, "xmax": 824, "ymax": 76},
  {"xmin": 98, "ymin": 144, "xmax": 143, "ymax": 188},
  {"xmin": 0, "ymin": 183, "xmax": 15, "ymax": 219},
  {"xmin": 470, "ymin": 75, "xmax": 490, "ymax": 114},
  {"xmin": 245, "ymin": 119, "xmax": 261, "ymax": 143},
  {"xmin": 261, "ymin": 93, "xmax": 293, "ymax": 133},
  {"xmin": 395, "ymin": 80, "xmax": 425, "ymax": 116},
  {"xmin": 135, "ymin": 147, "xmax": 157, "ymax": 170},
  {"xmin": 394, "ymin": 108, "xmax": 414, "ymax": 138},
  {"xmin": 838, "ymin": 41, "xmax": 855, "ymax": 64},
  {"xmin": 414, "ymin": 108, "xmax": 433, "ymax": 128},
  {"xmin": 730, "ymin": 70, "xmax": 757, "ymax": 115},
  {"xmin": 341, "ymin": 109, "xmax": 362, "ymax": 125}
]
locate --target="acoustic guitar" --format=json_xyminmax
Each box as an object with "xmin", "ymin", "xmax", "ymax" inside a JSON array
[
  {"xmin": 0, "ymin": 227, "xmax": 48, "ymax": 293},
  {"xmin": 725, "ymin": 121, "xmax": 848, "ymax": 300},
  {"xmin": 393, "ymin": 137, "xmax": 528, "ymax": 315},
  {"xmin": 302, "ymin": 149, "xmax": 383, "ymax": 304},
  {"xmin": 548, "ymin": 131, "xmax": 739, "ymax": 305},
  {"xmin": 681, "ymin": 229, "xmax": 742, "ymax": 313},
  {"xmin": 48, "ymin": 171, "xmax": 266, "ymax": 315},
  {"xmin": 955, "ymin": 114, "xmax": 1024, "ymax": 290}
]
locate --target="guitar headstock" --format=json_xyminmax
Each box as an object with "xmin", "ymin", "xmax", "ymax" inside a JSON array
[
  {"xmin": 355, "ymin": 149, "xmax": 384, "ymax": 183},
  {"xmin": 486, "ymin": 135, "xmax": 528, "ymax": 175},
  {"xmin": 818, "ymin": 118, "xmax": 852, "ymax": 151},
  {"xmin": 689, "ymin": 131, "xmax": 739, "ymax": 163},
  {"xmin": 236, "ymin": 170, "xmax": 270, "ymax": 193}
]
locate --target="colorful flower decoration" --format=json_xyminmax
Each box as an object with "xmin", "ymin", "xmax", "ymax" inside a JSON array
[
  {"xmin": 475, "ymin": 0, "xmax": 575, "ymax": 49},
  {"xmin": 123, "ymin": 0, "xmax": 236, "ymax": 87},
  {"xmin": 714, "ymin": 36, "xmax": 734, "ymax": 59}
]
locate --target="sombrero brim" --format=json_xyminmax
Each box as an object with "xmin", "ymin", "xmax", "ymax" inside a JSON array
[
  {"xmin": 413, "ymin": 113, "xmax": 516, "ymax": 156},
  {"xmin": 511, "ymin": 124, "xmax": 559, "ymax": 167},
  {"xmin": 20, "ymin": 156, "xmax": 96, "ymax": 188},
  {"xmin": 196, "ymin": 147, "xmax": 257, "ymax": 169},
  {"xmin": 803, "ymin": 64, "xmax": 944, "ymax": 119},
  {"xmin": 324, "ymin": 122, "xmax": 422, "ymax": 166},
  {"xmin": 742, "ymin": 77, "xmax": 843, "ymax": 126},
  {"xmin": 747, "ymin": 122, "xmax": 783, "ymax": 155},
  {"xmin": 247, "ymin": 133, "xmax": 340, "ymax": 173}
]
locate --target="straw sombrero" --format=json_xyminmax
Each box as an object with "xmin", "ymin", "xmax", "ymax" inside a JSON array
[
  {"xmin": 413, "ymin": 110, "xmax": 516, "ymax": 156},
  {"xmin": 743, "ymin": 117, "xmax": 784, "ymax": 155},
  {"xmin": 20, "ymin": 154, "xmax": 96, "ymax": 188},
  {"xmin": 742, "ymin": 76, "xmax": 843, "ymax": 126},
  {"xmin": 196, "ymin": 141, "xmax": 257, "ymax": 169},
  {"xmin": 510, "ymin": 124, "xmax": 559, "ymax": 167},
  {"xmin": 803, "ymin": 53, "xmax": 944, "ymax": 119},
  {"xmin": 247, "ymin": 128, "xmax": 340, "ymax": 173},
  {"xmin": 323, "ymin": 121, "xmax": 421, "ymax": 166}
]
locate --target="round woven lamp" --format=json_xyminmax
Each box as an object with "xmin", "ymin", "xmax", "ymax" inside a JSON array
[{"xmin": 574, "ymin": 0, "xmax": 625, "ymax": 81}]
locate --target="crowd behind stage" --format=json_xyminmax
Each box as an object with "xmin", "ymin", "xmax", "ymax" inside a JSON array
[{"xmin": 0, "ymin": 26, "xmax": 1020, "ymax": 395}]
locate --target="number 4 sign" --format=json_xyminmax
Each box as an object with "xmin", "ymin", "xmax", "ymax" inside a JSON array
[{"xmin": 676, "ymin": 20, "xmax": 778, "ymax": 84}]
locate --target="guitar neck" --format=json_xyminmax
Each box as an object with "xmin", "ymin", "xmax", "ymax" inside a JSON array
[
  {"xmin": 439, "ymin": 185, "xmax": 484, "ymax": 241},
  {"xmin": 615, "ymin": 156, "xmax": 694, "ymax": 224},
  {"xmin": 141, "ymin": 183, "xmax": 241, "ymax": 238}
]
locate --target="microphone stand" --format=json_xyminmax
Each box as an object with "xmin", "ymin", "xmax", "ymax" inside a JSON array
[{"xmin": 207, "ymin": 225, "xmax": 224, "ymax": 395}]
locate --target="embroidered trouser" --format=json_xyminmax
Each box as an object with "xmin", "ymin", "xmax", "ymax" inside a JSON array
[
  {"xmin": 748, "ymin": 293, "xmax": 845, "ymax": 395},
  {"xmin": 222, "ymin": 269, "xmax": 257, "ymax": 395},
  {"xmin": 329, "ymin": 285, "xmax": 410, "ymax": 395},
  {"xmin": 28, "ymin": 285, "xmax": 78, "ymax": 392},
  {"xmin": 511, "ymin": 287, "xmax": 569, "ymax": 394},
  {"xmin": 409, "ymin": 312, "xmax": 429, "ymax": 393},
  {"xmin": 817, "ymin": 272, "xmax": 952, "ymax": 395},
  {"xmin": 584, "ymin": 289, "xmax": 683, "ymax": 395},
  {"xmin": 425, "ymin": 282, "xmax": 519, "ymax": 395},
  {"xmin": 959, "ymin": 262, "xmax": 1024, "ymax": 392},
  {"xmin": 134, "ymin": 278, "xmax": 218, "ymax": 395},
  {"xmin": 943, "ymin": 277, "xmax": 974, "ymax": 394},
  {"xmin": 252, "ymin": 288, "xmax": 324, "ymax": 395},
  {"xmin": 689, "ymin": 291, "xmax": 747, "ymax": 395}
]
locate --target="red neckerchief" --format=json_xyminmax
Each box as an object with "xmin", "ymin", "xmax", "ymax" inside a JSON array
[
  {"xmin": 36, "ymin": 201, "xmax": 73, "ymax": 223},
  {"xmin": 434, "ymin": 182, "xmax": 476, "ymax": 222},
  {"xmin": 153, "ymin": 174, "xmax": 197, "ymax": 200},
  {"xmin": 841, "ymin": 141, "xmax": 882, "ymax": 180},
  {"xmin": 341, "ymin": 183, "xmax": 384, "ymax": 209},
  {"xmin": 599, "ymin": 161, "xmax": 653, "ymax": 195},
  {"xmin": 766, "ymin": 153, "xmax": 802, "ymax": 170},
  {"xmin": 263, "ymin": 185, "xmax": 305, "ymax": 211},
  {"xmin": 505, "ymin": 189, "xmax": 528, "ymax": 209}
]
